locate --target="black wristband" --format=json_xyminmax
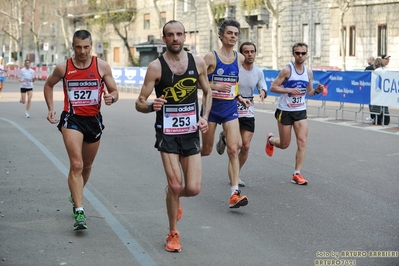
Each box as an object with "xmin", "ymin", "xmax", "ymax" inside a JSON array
[
  {"xmin": 314, "ymin": 89, "xmax": 320, "ymax": 95},
  {"xmin": 111, "ymin": 96, "xmax": 115, "ymax": 103},
  {"xmin": 148, "ymin": 103, "xmax": 154, "ymax": 112}
]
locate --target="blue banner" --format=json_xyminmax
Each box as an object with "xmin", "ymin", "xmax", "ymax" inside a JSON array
[
  {"xmin": 111, "ymin": 67, "xmax": 147, "ymax": 85},
  {"xmin": 261, "ymin": 70, "xmax": 372, "ymax": 105},
  {"xmin": 111, "ymin": 67, "xmax": 374, "ymax": 105}
]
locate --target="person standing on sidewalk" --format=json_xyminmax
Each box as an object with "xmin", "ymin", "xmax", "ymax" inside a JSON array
[
  {"xmin": 0, "ymin": 56, "xmax": 7, "ymax": 98},
  {"xmin": 44, "ymin": 29, "xmax": 119, "ymax": 230},
  {"xmin": 216, "ymin": 42, "xmax": 267, "ymax": 187},
  {"xmin": 201, "ymin": 19, "xmax": 249, "ymax": 208},
  {"xmin": 265, "ymin": 42, "xmax": 323, "ymax": 185},
  {"xmin": 135, "ymin": 20, "xmax": 212, "ymax": 253},
  {"xmin": 18, "ymin": 59, "xmax": 36, "ymax": 117}
]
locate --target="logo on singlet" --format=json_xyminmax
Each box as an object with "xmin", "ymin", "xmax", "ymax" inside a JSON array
[
  {"xmin": 67, "ymin": 80, "xmax": 99, "ymax": 87},
  {"xmin": 164, "ymin": 77, "xmax": 197, "ymax": 102}
]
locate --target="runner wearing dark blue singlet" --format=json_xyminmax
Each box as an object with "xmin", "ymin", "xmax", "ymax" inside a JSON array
[{"xmin": 202, "ymin": 19, "xmax": 249, "ymax": 209}]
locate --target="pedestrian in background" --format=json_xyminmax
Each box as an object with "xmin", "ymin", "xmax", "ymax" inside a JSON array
[
  {"xmin": 0, "ymin": 56, "xmax": 7, "ymax": 98},
  {"xmin": 365, "ymin": 56, "xmax": 375, "ymax": 70},
  {"xmin": 18, "ymin": 59, "xmax": 36, "ymax": 118}
]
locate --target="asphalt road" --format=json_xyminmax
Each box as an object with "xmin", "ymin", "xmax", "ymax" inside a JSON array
[{"xmin": 0, "ymin": 80, "xmax": 398, "ymax": 266}]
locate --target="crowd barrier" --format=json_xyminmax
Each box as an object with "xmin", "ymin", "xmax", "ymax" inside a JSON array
[
  {"xmin": 6, "ymin": 66, "xmax": 398, "ymax": 125},
  {"xmin": 261, "ymin": 70, "xmax": 399, "ymax": 125}
]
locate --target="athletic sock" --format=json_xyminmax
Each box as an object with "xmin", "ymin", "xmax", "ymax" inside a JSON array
[{"xmin": 231, "ymin": 186, "xmax": 239, "ymax": 196}]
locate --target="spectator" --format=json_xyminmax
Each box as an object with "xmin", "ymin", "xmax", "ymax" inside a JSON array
[
  {"xmin": 365, "ymin": 56, "xmax": 375, "ymax": 70},
  {"xmin": 370, "ymin": 58, "xmax": 390, "ymax": 125},
  {"xmin": 382, "ymin": 54, "xmax": 390, "ymax": 67}
]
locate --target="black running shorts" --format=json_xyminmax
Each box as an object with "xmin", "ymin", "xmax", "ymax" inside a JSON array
[
  {"xmin": 238, "ymin": 117, "xmax": 255, "ymax": 133},
  {"xmin": 57, "ymin": 111, "xmax": 104, "ymax": 143},
  {"xmin": 154, "ymin": 132, "xmax": 200, "ymax": 157},
  {"xmin": 275, "ymin": 109, "xmax": 307, "ymax": 125}
]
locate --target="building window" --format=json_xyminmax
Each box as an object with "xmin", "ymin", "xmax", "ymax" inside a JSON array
[
  {"xmin": 257, "ymin": 26, "xmax": 262, "ymax": 55},
  {"xmin": 302, "ymin": 24, "xmax": 309, "ymax": 45},
  {"xmin": 144, "ymin": 13, "xmax": 150, "ymax": 29},
  {"xmin": 378, "ymin": 24, "xmax": 387, "ymax": 56},
  {"xmin": 183, "ymin": 0, "xmax": 188, "ymax": 12},
  {"xmin": 314, "ymin": 23, "xmax": 321, "ymax": 57},
  {"xmin": 51, "ymin": 23, "xmax": 56, "ymax": 35},
  {"xmin": 114, "ymin": 47, "xmax": 120, "ymax": 62},
  {"xmin": 161, "ymin": 12, "xmax": 166, "ymax": 26},
  {"xmin": 349, "ymin": 26, "xmax": 356, "ymax": 56},
  {"xmin": 340, "ymin": 26, "xmax": 346, "ymax": 56},
  {"xmin": 239, "ymin": 28, "xmax": 249, "ymax": 48}
]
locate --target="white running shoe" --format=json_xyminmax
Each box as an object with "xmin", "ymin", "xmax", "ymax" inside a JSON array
[
  {"xmin": 238, "ymin": 178, "xmax": 246, "ymax": 187},
  {"xmin": 25, "ymin": 111, "xmax": 30, "ymax": 118}
]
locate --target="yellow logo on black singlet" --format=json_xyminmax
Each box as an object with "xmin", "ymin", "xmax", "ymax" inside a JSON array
[{"xmin": 163, "ymin": 77, "xmax": 197, "ymax": 102}]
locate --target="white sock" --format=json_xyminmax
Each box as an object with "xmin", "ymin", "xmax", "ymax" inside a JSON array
[
  {"xmin": 269, "ymin": 136, "xmax": 274, "ymax": 145},
  {"xmin": 294, "ymin": 170, "xmax": 300, "ymax": 175},
  {"xmin": 75, "ymin": 207, "xmax": 84, "ymax": 213},
  {"xmin": 231, "ymin": 186, "xmax": 239, "ymax": 195}
]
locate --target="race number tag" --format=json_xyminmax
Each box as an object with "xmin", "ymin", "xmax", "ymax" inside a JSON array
[
  {"xmin": 163, "ymin": 103, "xmax": 197, "ymax": 135},
  {"xmin": 237, "ymin": 97, "xmax": 254, "ymax": 118},
  {"xmin": 287, "ymin": 88, "xmax": 306, "ymax": 108},
  {"xmin": 67, "ymin": 79, "xmax": 100, "ymax": 106},
  {"xmin": 211, "ymin": 75, "xmax": 237, "ymax": 100},
  {"xmin": 22, "ymin": 79, "xmax": 32, "ymax": 88}
]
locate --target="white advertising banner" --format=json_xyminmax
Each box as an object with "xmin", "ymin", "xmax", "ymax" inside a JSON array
[{"xmin": 370, "ymin": 71, "xmax": 399, "ymax": 107}]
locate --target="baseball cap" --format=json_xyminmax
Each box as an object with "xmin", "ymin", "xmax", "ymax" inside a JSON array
[{"xmin": 382, "ymin": 55, "xmax": 391, "ymax": 59}]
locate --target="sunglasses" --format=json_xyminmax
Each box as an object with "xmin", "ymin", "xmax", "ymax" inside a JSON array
[{"xmin": 294, "ymin": 52, "xmax": 307, "ymax": 56}]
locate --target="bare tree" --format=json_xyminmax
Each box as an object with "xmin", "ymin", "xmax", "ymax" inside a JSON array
[
  {"xmin": 261, "ymin": 0, "xmax": 297, "ymax": 69},
  {"xmin": 29, "ymin": 0, "xmax": 52, "ymax": 66},
  {"xmin": 336, "ymin": 0, "xmax": 353, "ymax": 70},
  {"xmin": 207, "ymin": 0, "xmax": 219, "ymax": 51},
  {"xmin": 153, "ymin": 0, "xmax": 163, "ymax": 37},
  {"xmin": 87, "ymin": 0, "xmax": 137, "ymax": 65},
  {"xmin": 55, "ymin": 0, "xmax": 73, "ymax": 58},
  {"xmin": 0, "ymin": 0, "xmax": 29, "ymax": 65}
]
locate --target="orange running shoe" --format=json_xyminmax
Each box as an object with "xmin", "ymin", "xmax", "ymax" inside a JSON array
[
  {"xmin": 265, "ymin": 133, "xmax": 274, "ymax": 157},
  {"xmin": 229, "ymin": 190, "xmax": 248, "ymax": 208},
  {"xmin": 165, "ymin": 230, "xmax": 182, "ymax": 252},
  {"xmin": 291, "ymin": 173, "xmax": 308, "ymax": 185}
]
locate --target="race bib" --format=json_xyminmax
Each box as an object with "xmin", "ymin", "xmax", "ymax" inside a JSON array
[
  {"xmin": 211, "ymin": 75, "xmax": 237, "ymax": 100},
  {"xmin": 237, "ymin": 97, "xmax": 254, "ymax": 118},
  {"xmin": 22, "ymin": 79, "xmax": 32, "ymax": 87},
  {"xmin": 287, "ymin": 88, "xmax": 306, "ymax": 108},
  {"xmin": 67, "ymin": 79, "xmax": 100, "ymax": 106},
  {"xmin": 163, "ymin": 103, "xmax": 198, "ymax": 135}
]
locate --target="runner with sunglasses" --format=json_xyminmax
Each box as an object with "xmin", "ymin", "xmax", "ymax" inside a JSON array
[{"xmin": 265, "ymin": 42, "xmax": 323, "ymax": 185}]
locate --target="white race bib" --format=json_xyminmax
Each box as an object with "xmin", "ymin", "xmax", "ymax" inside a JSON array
[
  {"xmin": 163, "ymin": 103, "xmax": 198, "ymax": 135},
  {"xmin": 237, "ymin": 97, "xmax": 255, "ymax": 118},
  {"xmin": 67, "ymin": 79, "xmax": 100, "ymax": 106}
]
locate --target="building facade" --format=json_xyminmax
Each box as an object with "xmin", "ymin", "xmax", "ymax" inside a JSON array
[{"xmin": 1, "ymin": 0, "xmax": 398, "ymax": 70}]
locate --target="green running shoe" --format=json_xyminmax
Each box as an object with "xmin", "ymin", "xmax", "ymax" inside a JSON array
[{"xmin": 73, "ymin": 210, "xmax": 87, "ymax": 230}]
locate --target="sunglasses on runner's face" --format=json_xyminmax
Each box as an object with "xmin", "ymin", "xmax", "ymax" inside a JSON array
[{"xmin": 294, "ymin": 52, "xmax": 307, "ymax": 56}]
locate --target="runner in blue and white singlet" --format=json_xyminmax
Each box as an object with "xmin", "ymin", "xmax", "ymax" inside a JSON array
[{"xmin": 277, "ymin": 62, "xmax": 309, "ymax": 112}]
